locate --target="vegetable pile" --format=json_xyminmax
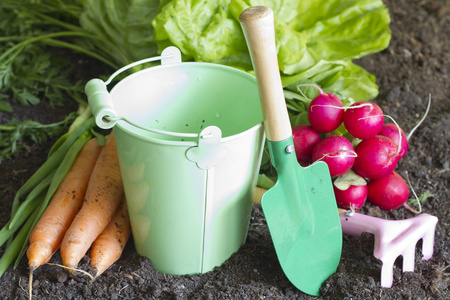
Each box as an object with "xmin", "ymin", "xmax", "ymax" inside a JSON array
[
  {"xmin": 1, "ymin": 0, "xmax": 397, "ymax": 285},
  {"xmin": 291, "ymin": 84, "xmax": 413, "ymax": 212},
  {"xmin": 0, "ymin": 127, "xmax": 131, "ymax": 280}
]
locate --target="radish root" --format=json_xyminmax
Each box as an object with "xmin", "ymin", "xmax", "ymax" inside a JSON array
[
  {"xmin": 296, "ymin": 86, "xmax": 313, "ymax": 102},
  {"xmin": 402, "ymin": 171, "xmax": 422, "ymax": 214},
  {"xmin": 383, "ymin": 115, "xmax": 404, "ymax": 156},
  {"xmin": 407, "ymin": 94, "xmax": 431, "ymax": 140},
  {"xmin": 309, "ymin": 104, "xmax": 345, "ymax": 111},
  {"xmin": 315, "ymin": 150, "xmax": 358, "ymax": 160},
  {"xmin": 347, "ymin": 102, "xmax": 374, "ymax": 111},
  {"xmin": 296, "ymin": 83, "xmax": 324, "ymax": 96},
  {"xmin": 310, "ymin": 102, "xmax": 373, "ymax": 112}
]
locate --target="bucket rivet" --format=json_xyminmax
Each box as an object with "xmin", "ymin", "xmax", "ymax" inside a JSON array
[{"xmin": 285, "ymin": 144, "xmax": 295, "ymax": 154}]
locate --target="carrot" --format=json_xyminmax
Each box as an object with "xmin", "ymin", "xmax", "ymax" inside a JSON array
[
  {"xmin": 90, "ymin": 195, "xmax": 131, "ymax": 278},
  {"xmin": 60, "ymin": 132, "xmax": 124, "ymax": 269},
  {"xmin": 26, "ymin": 138, "xmax": 103, "ymax": 271}
]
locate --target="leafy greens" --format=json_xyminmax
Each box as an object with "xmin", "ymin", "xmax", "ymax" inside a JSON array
[
  {"xmin": 0, "ymin": 0, "xmax": 391, "ymax": 161},
  {"xmin": 152, "ymin": 0, "xmax": 390, "ymax": 104},
  {"xmin": 79, "ymin": 0, "xmax": 161, "ymax": 66}
]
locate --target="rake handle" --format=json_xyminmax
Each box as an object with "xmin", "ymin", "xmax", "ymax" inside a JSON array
[{"xmin": 239, "ymin": 6, "xmax": 292, "ymax": 142}]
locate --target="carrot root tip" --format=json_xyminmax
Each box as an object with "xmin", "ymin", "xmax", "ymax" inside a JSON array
[{"xmin": 47, "ymin": 263, "xmax": 95, "ymax": 280}]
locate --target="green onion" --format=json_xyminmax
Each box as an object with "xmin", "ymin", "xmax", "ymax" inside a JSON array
[
  {"xmin": 0, "ymin": 197, "xmax": 41, "ymax": 277},
  {"xmin": 8, "ymin": 169, "xmax": 56, "ymax": 229},
  {"xmin": 0, "ymin": 196, "xmax": 41, "ymax": 248},
  {"xmin": 9, "ymin": 117, "xmax": 95, "ymax": 226}
]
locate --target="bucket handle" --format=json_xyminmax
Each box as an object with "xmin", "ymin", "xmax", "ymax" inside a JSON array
[
  {"xmin": 104, "ymin": 46, "xmax": 182, "ymax": 85},
  {"xmin": 85, "ymin": 46, "xmax": 203, "ymax": 140}
]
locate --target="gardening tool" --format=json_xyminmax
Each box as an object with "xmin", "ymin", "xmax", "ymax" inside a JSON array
[
  {"xmin": 239, "ymin": 6, "xmax": 342, "ymax": 296},
  {"xmin": 339, "ymin": 210, "xmax": 438, "ymax": 288},
  {"xmin": 254, "ymin": 187, "xmax": 439, "ymax": 288}
]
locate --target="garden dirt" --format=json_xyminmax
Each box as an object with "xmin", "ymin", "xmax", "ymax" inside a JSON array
[{"xmin": 0, "ymin": 0, "xmax": 449, "ymax": 299}]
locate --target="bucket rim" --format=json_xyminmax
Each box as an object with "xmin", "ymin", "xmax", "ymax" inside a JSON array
[
  {"xmin": 111, "ymin": 60, "xmax": 256, "ymax": 91},
  {"xmin": 114, "ymin": 120, "xmax": 264, "ymax": 147},
  {"xmin": 110, "ymin": 61, "xmax": 263, "ymax": 146}
]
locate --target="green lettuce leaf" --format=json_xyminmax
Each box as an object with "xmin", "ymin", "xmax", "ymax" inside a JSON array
[
  {"xmin": 79, "ymin": 0, "xmax": 161, "ymax": 66},
  {"xmin": 283, "ymin": 60, "xmax": 379, "ymax": 103},
  {"xmin": 152, "ymin": 0, "xmax": 390, "ymax": 68},
  {"xmin": 152, "ymin": 0, "xmax": 390, "ymax": 102},
  {"xmin": 152, "ymin": 0, "xmax": 248, "ymax": 64},
  {"xmin": 297, "ymin": 0, "xmax": 391, "ymax": 62}
]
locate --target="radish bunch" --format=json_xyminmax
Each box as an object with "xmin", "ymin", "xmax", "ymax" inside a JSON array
[{"xmin": 292, "ymin": 85, "xmax": 410, "ymax": 211}]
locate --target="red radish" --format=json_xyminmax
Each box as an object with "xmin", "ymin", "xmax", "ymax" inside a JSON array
[
  {"xmin": 333, "ymin": 170, "xmax": 367, "ymax": 210},
  {"xmin": 312, "ymin": 135, "xmax": 356, "ymax": 177},
  {"xmin": 367, "ymin": 171, "xmax": 409, "ymax": 210},
  {"xmin": 333, "ymin": 184, "xmax": 367, "ymax": 210},
  {"xmin": 307, "ymin": 92, "xmax": 344, "ymax": 133},
  {"xmin": 343, "ymin": 101, "xmax": 384, "ymax": 139},
  {"xmin": 353, "ymin": 135, "xmax": 399, "ymax": 180},
  {"xmin": 379, "ymin": 123, "xmax": 408, "ymax": 158},
  {"xmin": 292, "ymin": 125, "xmax": 322, "ymax": 163}
]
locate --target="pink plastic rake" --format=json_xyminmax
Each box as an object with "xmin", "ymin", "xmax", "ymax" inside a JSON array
[{"xmin": 339, "ymin": 210, "xmax": 438, "ymax": 288}]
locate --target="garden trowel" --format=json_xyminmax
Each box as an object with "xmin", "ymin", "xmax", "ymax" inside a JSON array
[{"xmin": 239, "ymin": 6, "xmax": 342, "ymax": 296}]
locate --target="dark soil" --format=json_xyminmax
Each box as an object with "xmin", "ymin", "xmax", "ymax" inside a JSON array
[{"xmin": 1, "ymin": 0, "xmax": 449, "ymax": 299}]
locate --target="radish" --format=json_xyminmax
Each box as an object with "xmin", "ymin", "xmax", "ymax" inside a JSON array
[
  {"xmin": 292, "ymin": 124, "xmax": 321, "ymax": 163},
  {"xmin": 307, "ymin": 90, "xmax": 344, "ymax": 133},
  {"xmin": 343, "ymin": 101, "xmax": 384, "ymax": 139},
  {"xmin": 379, "ymin": 123, "xmax": 408, "ymax": 158},
  {"xmin": 312, "ymin": 135, "xmax": 356, "ymax": 177},
  {"xmin": 333, "ymin": 170, "xmax": 367, "ymax": 210},
  {"xmin": 352, "ymin": 135, "xmax": 399, "ymax": 180},
  {"xmin": 367, "ymin": 171, "xmax": 409, "ymax": 210}
]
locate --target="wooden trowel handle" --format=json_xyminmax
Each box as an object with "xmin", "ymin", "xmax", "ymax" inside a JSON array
[{"xmin": 239, "ymin": 6, "xmax": 292, "ymax": 142}]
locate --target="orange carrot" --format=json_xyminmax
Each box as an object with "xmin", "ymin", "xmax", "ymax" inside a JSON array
[
  {"xmin": 27, "ymin": 138, "xmax": 102, "ymax": 271},
  {"xmin": 60, "ymin": 132, "xmax": 124, "ymax": 270},
  {"xmin": 90, "ymin": 195, "xmax": 131, "ymax": 278}
]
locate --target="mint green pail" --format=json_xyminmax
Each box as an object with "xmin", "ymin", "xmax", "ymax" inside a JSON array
[{"xmin": 85, "ymin": 47, "xmax": 264, "ymax": 275}]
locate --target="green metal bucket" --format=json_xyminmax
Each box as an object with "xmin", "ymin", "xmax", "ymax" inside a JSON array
[{"xmin": 85, "ymin": 47, "xmax": 264, "ymax": 275}]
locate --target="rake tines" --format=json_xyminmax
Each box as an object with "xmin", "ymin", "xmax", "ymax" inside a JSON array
[{"xmin": 340, "ymin": 211, "xmax": 438, "ymax": 288}]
